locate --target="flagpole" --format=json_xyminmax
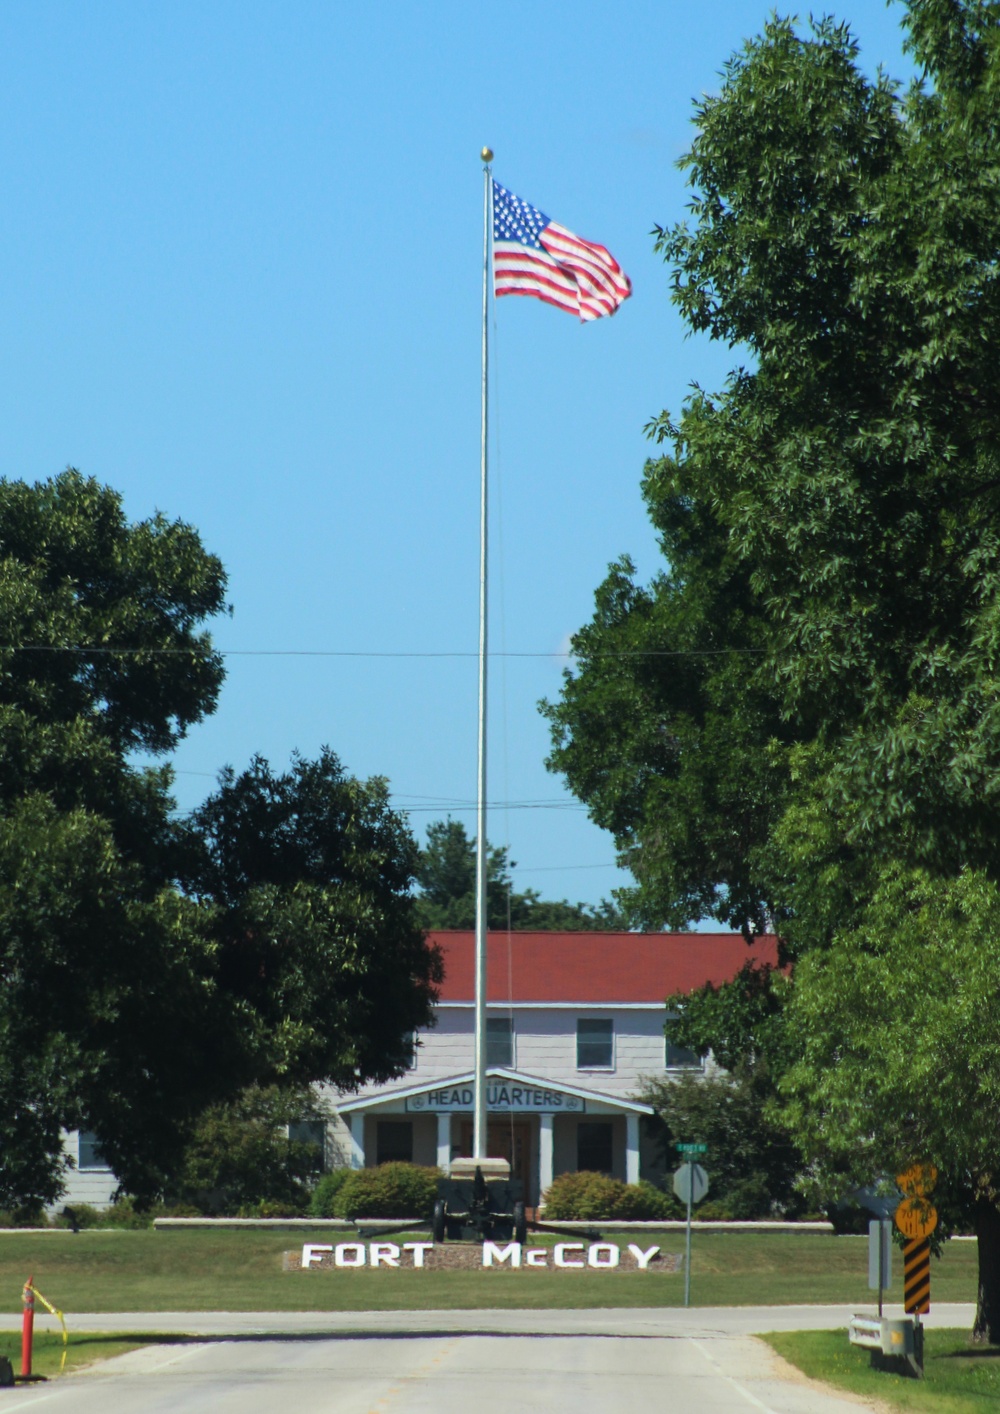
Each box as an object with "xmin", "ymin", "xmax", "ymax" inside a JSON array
[{"xmin": 473, "ymin": 147, "xmax": 493, "ymax": 1162}]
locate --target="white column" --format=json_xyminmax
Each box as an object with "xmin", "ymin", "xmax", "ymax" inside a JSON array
[
  {"xmin": 539, "ymin": 1112, "xmax": 554, "ymax": 1199},
  {"xmin": 436, "ymin": 1112, "xmax": 452, "ymax": 1171},
  {"xmin": 625, "ymin": 1112, "xmax": 640, "ymax": 1186},
  {"xmin": 349, "ymin": 1111, "xmax": 365, "ymax": 1170}
]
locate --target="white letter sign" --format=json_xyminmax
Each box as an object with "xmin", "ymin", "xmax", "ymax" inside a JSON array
[{"xmin": 483, "ymin": 1242, "xmax": 522, "ymax": 1267}]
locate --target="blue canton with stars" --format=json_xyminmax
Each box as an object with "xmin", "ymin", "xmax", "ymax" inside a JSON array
[{"xmin": 493, "ymin": 181, "xmax": 550, "ymax": 247}]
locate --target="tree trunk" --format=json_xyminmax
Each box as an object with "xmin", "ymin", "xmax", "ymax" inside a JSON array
[{"xmin": 973, "ymin": 1198, "xmax": 1000, "ymax": 1343}]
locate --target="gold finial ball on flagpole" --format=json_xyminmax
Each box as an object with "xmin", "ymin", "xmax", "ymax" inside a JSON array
[{"xmin": 481, "ymin": 147, "xmax": 494, "ymax": 163}]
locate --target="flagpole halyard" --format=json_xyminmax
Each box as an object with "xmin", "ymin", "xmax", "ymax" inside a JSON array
[{"xmin": 473, "ymin": 148, "xmax": 493, "ymax": 1162}]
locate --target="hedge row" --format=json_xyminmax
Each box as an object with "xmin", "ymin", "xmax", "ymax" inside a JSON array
[
  {"xmin": 541, "ymin": 1171, "xmax": 681, "ymax": 1221},
  {"xmin": 309, "ymin": 1163, "xmax": 441, "ymax": 1219}
]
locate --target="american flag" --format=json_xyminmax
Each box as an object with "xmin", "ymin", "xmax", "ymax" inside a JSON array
[{"xmin": 492, "ymin": 180, "xmax": 631, "ymax": 322}]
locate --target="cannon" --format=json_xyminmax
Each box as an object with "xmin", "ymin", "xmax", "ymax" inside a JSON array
[
  {"xmin": 432, "ymin": 1157, "xmax": 526, "ymax": 1243},
  {"xmin": 356, "ymin": 1157, "xmax": 599, "ymax": 1245}
]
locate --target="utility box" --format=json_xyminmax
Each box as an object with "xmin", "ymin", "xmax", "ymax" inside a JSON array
[{"xmin": 848, "ymin": 1315, "xmax": 923, "ymax": 1378}]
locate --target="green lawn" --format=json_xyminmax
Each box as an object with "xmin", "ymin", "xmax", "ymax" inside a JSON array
[
  {"xmin": 764, "ymin": 1329, "xmax": 1000, "ymax": 1414},
  {"xmin": 0, "ymin": 1329, "xmax": 189, "ymax": 1379},
  {"xmin": 0, "ymin": 1230, "xmax": 980, "ymax": 1313}
]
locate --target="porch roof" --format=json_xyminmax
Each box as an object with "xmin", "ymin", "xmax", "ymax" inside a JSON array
[{"xmin": 336, "ymin": 1067, "xmax": 654, "ymax": 1115}]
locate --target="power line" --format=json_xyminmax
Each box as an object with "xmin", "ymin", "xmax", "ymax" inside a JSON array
[
  {"xmin": 168, "ymin": 771, "xmax": 589, "ymax": 812},
  {"xmin": 0, "ymin": 644, "xmax": 764, "ymax": 659}
]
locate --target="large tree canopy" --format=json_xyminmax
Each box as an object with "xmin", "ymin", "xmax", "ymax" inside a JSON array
[
  {"xmin": 0, "ymin": 470, "xmax": 438, "ymax": 1208},
  {"xmin": 544, "ymin": 0, "xmax": 1000, "ymax": 1338}
]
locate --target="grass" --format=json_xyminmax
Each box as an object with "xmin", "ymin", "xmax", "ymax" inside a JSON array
[
  {"xmin": 0, "ymin": 1230, "xmax": 979, "ymax": 1313},
  {"xmin": 0, "ymin": 1328, "xmax": 189, "ymax": 1379},
  {"xmin": 763, "ymin": 1328, "xmax": 1000, "ymax": 1414}
]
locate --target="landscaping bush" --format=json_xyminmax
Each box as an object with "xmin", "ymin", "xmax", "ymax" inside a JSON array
[
  {"xmin": 541, "ymin": 1171, "xmax": 678, "ymax": 1221},
  {"xmin": 237, "ymin": 1198, "xmax": 308, "ymax": 1218},
  {"xmin": 695, "ymin": 1199, "xmax": 735, "ymax": 1221},
  {"xmin": 309, "ymin": 1169, "xmax": 353, "ymax": 1218},
  {"xmin": 333, "ymin": 1163, "xmax": 441, "ymax": 1219},
  {"xmin": 163, "ymin": 1084, "xmax": 327, "ymax": 1215},
  {"xmin": 0, "ymin": 1206, "xmax": 49, "ymax": 1228},
  {"xmin": 640, "ymin": 1063, "xmax": 808, "ymax": 1219}
]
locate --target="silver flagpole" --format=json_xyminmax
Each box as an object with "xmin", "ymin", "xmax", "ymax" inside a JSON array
[{"xmin": 473, "ymin": 147, "xmax": 493, "ymax": 1161}]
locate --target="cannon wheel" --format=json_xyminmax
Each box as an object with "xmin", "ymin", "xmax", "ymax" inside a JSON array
[
  {"xmin": 513, "ymin": 1200, "xmax": 527, "ymax": 1247},
  {"xmin": 432, "ymin": 1198, "xmax": 446, "ymax": 1243}
]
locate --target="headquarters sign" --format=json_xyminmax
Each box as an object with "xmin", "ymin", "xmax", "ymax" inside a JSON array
[{"xmin": 406, "ymin": 1083, "xmax": 584, "ymax": 1113}]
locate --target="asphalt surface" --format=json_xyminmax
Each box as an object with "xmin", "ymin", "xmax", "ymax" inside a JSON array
[{"xmin": 0, "ymin": 1306, "xmax": 979, "ymax": 1413}]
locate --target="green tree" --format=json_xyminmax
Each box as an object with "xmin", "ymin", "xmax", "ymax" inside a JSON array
[
  {"xmin": 414, "ymin": 818, "xmax": 626, "ymax": 931},
  {"xmin": 642, "ymin": 1060, "xmax": 805, "ymax": 1219},
  {"xmin": 0, "ymin": 470, "xmax": 438, "ymax": 1208},
  {"xmin": 780, "ymin": 867, "xmax": 1000, "ymax": 1341},
  {"xmin": 183, "ymin": 751, "xmax": 441, "ymax": 1091},
  {"xmin": 544, "ymin": 1, "xmax": 1000, "ymax": 1338},
  {"xmin": 165, "ymin": 1084, "xmax": 329, "ymax": 1215}
]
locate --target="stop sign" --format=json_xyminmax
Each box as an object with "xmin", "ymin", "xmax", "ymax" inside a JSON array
[{"xmin": 673, "ymin": 1162, "xmax": 709, "ymax": 1205}]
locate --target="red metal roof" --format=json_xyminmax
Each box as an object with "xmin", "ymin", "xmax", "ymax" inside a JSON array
[{"xmin": 428, "ymin": 930, "xmax": 778, "ymax": 1005}]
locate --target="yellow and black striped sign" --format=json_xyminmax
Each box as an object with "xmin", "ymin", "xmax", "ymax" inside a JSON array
[{"xmin": 904, "ymin": 1237, "xmax": 930, "ymax": 1313}]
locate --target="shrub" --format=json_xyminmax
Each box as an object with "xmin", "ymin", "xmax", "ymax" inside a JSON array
[
  {"xmin": 309, "ymin": 1169, "xmax": 353, "ymax": 1218},
  {"xmin": 61, "ymin": 1203, "xmax": 109, "ymax": 1229},
  {"xmin": 694, "ymin": 1199, "xmax": 735, "ymax": 1221},
  {"xmin": 641, "ymin": 1063, "xmax": 806, "ymax": 1219},
  {"xmin": 333, "ymin": 1163, "xmax": 440, "ymax": 1219},
  {"xmin": 0, "ymin": 1207, "xmax": 50, "ymax": 1229},
  {"xmin": 542, "ymin": 1171, "xmax": 678, "ymax": 1221},
  {"xmin": 238, "ymin": 1198, "xmax": 308, "ymax": 1218},
  {"xmin": 98, "ymin": 1197, "xmax": 159, "ymax": 1228},
  {"xmin": 163, "ymin": 1084, "xmax": 327, "ymax": 1215}
]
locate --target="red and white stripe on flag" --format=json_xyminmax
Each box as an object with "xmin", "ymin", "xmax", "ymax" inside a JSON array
[{"xmin": 494, "ymin": 224, "xmax": 631, "ymax": 322}]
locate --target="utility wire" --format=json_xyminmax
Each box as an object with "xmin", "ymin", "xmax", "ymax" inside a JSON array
[{"xmin": 0, "ymin": 644, "xmax": 765, "ymax": 658}]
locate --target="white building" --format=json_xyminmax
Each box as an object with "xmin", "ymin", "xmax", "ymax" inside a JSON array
[
  {"xmin": 325, "ymin": 929, "xmax": 777, "ymax": 1205},
  {"xmin": 60, "ymin": 928, "xmax": 776, "ymax": 1210}
]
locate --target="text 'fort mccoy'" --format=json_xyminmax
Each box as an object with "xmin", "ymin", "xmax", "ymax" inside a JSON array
[{"xmin": 297, "ymin": 1242, "xmax": 680, "ymax": 1271}]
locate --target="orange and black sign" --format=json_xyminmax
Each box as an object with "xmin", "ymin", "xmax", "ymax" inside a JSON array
[{"xmin": 903, "ymin": 1237, "xmax": 930, "ymax": 1314}]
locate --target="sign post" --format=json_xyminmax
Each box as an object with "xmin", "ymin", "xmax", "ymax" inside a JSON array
[
  {"xmin": 673, "ymin": 1146, "xmax": 709, "ymax": 1308},
  {"xmin": 868, "ymin": 1219, "xmax": 892, "ymax": 1316}
]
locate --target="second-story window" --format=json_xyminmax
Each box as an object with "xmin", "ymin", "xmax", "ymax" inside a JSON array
[
  {"xmin": 665, "ymin": 1013, "xmax": 703, "ymax": 1070},
  {"xmin": 577, "ymin": 1017, "xmax": 613, "ymax": 1069},
  {"xmin": 486, "ymin": 1016, "xmax": 513, "ymax": 1068}
]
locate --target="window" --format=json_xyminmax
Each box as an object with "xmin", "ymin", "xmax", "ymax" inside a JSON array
[
  {"xmin": 77, "ymin": 1132, "xmax": 108, "ymax": 1171},
  {"xmin": 486, "ymin": 1016, "xmax": 513, "ymax": 1068},
  {"xmin": 665, "ymin": 1015, "xmax": 703, "ymax": 1070},
  {"xmin": 289, "ymin": 1120, "xmax": 327, "ymax": 1170},
  {"xmin": 577, "ymin": 1017, "xmax": 613, "ymax": 1069},
  {"xmin": 577, "ymin": 1121, "xmax": 614, "ymax": 1175},
  {"xmin": 376, "ymin": 1120, "xmax": 413, "ymax": 1165}
]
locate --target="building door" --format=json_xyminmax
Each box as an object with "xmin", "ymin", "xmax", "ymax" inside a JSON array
[{"xmin": 458, "ymin": 1119, "xmax": 534, "ymax": 1200}]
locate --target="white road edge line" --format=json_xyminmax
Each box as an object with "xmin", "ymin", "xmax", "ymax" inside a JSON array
[{"xmin": 688, "ymin": 1337, "xmax": 781, "ymax": 1414}]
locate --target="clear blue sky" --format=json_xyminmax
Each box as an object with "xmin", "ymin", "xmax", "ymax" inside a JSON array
[{"xmin": 0, "ymin": 2, "xmax": 913, "ymax": 912}]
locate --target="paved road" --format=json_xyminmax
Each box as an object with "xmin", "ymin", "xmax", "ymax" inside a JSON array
[{"xmin": 0, "ymin": 1307, "xmax": 978, "ymax": 1413}]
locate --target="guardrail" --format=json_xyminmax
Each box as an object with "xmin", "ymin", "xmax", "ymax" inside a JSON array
[{"xmin": 849, "ymin": 1314, "xmax": 922, "ymax": 1378}]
